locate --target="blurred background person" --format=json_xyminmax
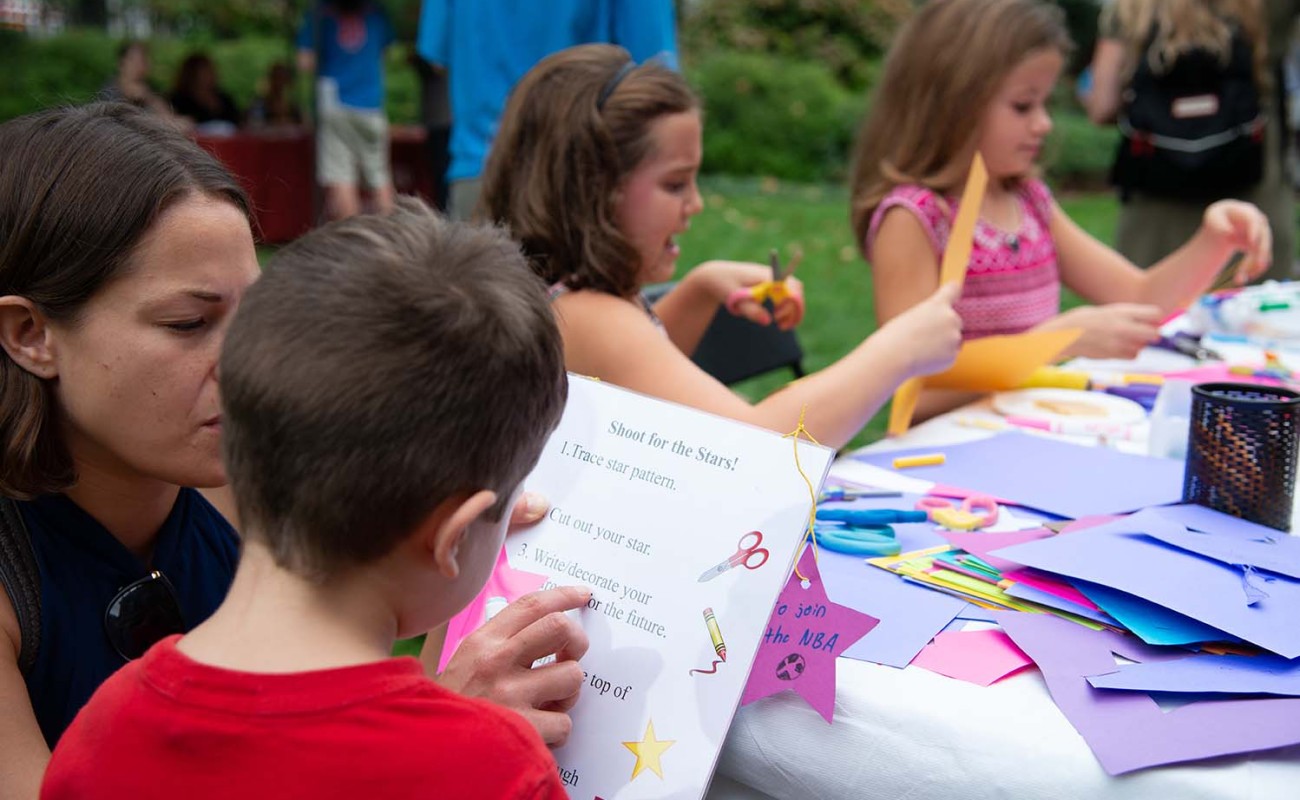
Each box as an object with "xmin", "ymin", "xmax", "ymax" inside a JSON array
[
  {"xmin": 297, "ymin": 0, "xmax": 395, "ymax": 220},
  {"xmin": 247, "ymin": 62, "xmax": 304, "ymax": 129},
  {"xmin": 169, "ymin": 52, "xmax": 241, "ymax": 132}
]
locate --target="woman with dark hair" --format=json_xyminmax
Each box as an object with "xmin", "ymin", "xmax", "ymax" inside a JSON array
[
  {"xmin": 169, "ymin": 52, "xmax": 242, "ymax": 127},
  {"xmin": 0, "ymin": 102, "xmax": 256, "ymax": 796},
  {"xmin": 0, "ymin": 102, "xmax": 589, "ymax": 799}
]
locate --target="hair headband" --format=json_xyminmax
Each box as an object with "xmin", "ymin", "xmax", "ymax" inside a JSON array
[{"xmin": 596, "ymin": 60, "xmax": 636, "ymax": 110}]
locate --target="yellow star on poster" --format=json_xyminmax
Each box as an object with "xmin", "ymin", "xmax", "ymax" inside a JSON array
[{"xmin": 622, "ymin": 719, "xmax": 676, "ymax": 780}]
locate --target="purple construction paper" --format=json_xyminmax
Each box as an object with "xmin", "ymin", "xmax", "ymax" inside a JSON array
[
  {"xmin": 853, "ymin": 432, "xmax": 1185, "ymax": 518},
  {"xmin": 937, "ymin": 527, "xmax": 1054, "ymax": 573},
  {"xmin": 992, "ymin": 508, "xmax": 1300, "ymax": 658},
  {"xmin": 817, "ymin": 548, "xmax": 966, "ymax": 668},
  {"xmin": 1072, "ymin": 579, "xmax": 1235, "ymax": 647},
  {"xmin": 742, "ymin": 547, "xmax": 879, "ymax": 722},
  {"xmin": 1087, "ymin": 653, "xmax": 1300, "ymax": 697},
  {"xmin": 1002, "ymin": 581, "xmax": 1119, "ymax": 626},
  {"xmin": 1000, "ymin": 612, "xmax": 1300, "ymax": 774},
  {"xmin": 955, "ymin": 603, "xmax": 1003, "ymax": 623},
  {"xmin": 1147, "ymin": 505, "xmax": 1300, "ymax": 580}
]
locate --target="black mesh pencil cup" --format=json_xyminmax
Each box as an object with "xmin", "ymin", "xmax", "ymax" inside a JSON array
[{"xmin": 1183, "ymin": 382, "xmax": 1300, "ymax": 531}]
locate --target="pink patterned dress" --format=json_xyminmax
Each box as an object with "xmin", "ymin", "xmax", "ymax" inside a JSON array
[{"xmin": 865, "ymin": 180, "xmax": 1061, "ymax": 339}]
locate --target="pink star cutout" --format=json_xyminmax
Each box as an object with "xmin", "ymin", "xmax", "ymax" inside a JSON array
[{"xmin": 740, "ymin": 546, "xmax": 879, "ymax": 723}]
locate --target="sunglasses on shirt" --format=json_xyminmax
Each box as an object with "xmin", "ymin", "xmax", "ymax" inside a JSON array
[{"xmin": 103, "ymin": 570, "xmax": 186, "ymax": 661}]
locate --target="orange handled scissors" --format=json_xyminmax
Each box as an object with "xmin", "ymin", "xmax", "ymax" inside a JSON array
[
  {"xmin": 698, "ymin": 531, "xmax": 770, "ymax": 582},
  {"xmin": 725, "ymin": 249, "xmax": 804, "ymax": 317}
]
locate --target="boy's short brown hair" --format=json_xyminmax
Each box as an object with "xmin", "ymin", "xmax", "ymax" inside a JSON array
[{"xmin": 220, "ymin": 198, "xmax": 567, "ymax": 580}]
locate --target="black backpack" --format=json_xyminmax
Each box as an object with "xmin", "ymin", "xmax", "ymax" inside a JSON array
[{"xmin": 1112, "ymin": 22, "xmax": 1266, "ymax": 200}]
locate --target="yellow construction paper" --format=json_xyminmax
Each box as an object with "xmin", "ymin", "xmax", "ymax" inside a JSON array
[
  {"xmin": 888, "ymin": 154, "xmax": 989, "ymax": 436},
  {"xmin": 922, "ymin": 328, "xmax": 1082, "ymax": 393}
]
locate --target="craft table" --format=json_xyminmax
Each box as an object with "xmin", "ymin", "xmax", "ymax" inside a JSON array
[{"xmin": 704, "ymin": 351, "xmax": 1300, "ymax": 800}]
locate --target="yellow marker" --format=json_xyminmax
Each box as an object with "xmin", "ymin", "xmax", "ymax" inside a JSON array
[
  {"xmin": 892, "ymin": 453, "xmax": 945, "ymax": 469},
  {"xmin": 702, "ymin": 607, "xmax": 727, "ymax": 661}
]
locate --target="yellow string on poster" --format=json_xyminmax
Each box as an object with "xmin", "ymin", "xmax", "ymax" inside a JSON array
[{"xmin": 782, "ymin": 405, "xmax": 823, "ymax": 582}]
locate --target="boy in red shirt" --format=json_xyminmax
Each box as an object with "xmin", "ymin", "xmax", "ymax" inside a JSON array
[{"xmin": 41, "ymin": 199, "xmax": 575, "ymax": 799}]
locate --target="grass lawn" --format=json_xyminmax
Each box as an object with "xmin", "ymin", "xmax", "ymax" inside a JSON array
[{"xmin": 677, "ymin": 176, "xmax": 1117, "ymax": 450}]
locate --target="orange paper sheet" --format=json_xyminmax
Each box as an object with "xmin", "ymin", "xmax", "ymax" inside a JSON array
[
  {"xmin": 888, "ymin": 154, "xmax": 989, "ymax": 435},
  {"xmin": 922, "ymin": 328, "xmax": 1081, "ymax": 392}
]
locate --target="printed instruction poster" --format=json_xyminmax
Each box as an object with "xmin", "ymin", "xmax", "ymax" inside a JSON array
[{"xmin": 510, "ymin": 375, "xmax": 833, "ymax": 798}]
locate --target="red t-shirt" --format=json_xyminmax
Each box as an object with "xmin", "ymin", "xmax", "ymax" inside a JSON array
[{"xmin": 42, "ymin": 636, "xmax": 567, "ymax": 799}]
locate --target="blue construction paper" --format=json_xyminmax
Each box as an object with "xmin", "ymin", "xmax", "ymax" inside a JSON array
[
  {"xmin": 993, "ymin": 509, "xmax": 1300, "ymax": 657},
  {"xmin": 1087, "ymin": 653, "xmax": 1300, "ymax": 697},
  {"xmin": 1002, "ymin": 581, "xmax": 1119, "ymax": 626},
  {"xmin": 1000, "ymin": 612, "xmax": 1300, "ymax": 775},
  {"xmin": 1146, "ymin": 505, "xmax": 1300, "ymax": 580},
  {"xmin": 1072, "ymin": 579, "xmax": 1236, "ymax": 646},
  {"xmin": 817, "ymin": 548, "xmax": 965, "ymax": 668},
  {"xmin": 853, "ymin": 432, "xmax": 1185, "ymax": 518}
]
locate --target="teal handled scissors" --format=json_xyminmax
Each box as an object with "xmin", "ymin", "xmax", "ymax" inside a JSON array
[
  {"xmin": 812, "ymin": 508, "xmax": 929, "ymax": 557},
  {"xmin": 698, "ymin": 531, "xmax": 770, "ymax": 582}
]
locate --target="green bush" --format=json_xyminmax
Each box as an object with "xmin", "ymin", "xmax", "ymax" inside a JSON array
[
  {"xmin": 1043, "ymin": 108, "xmax": 1119, "ymax": 189},
  {"xmin": 682, "ymin": 0, "xmax": 909, "ymax": 91},
  {"xmin": 689, "ymin": 51, "xmax": 861, "ymax": 182}
]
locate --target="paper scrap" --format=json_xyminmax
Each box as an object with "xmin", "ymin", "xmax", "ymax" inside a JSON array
[
  {"xmin": 818, "ymin": 547, "xmax": 966, "ymax": 668},
  {"xmin": 887, "ymin": 153, "xmax": 988, "ymax": 436},
  {"xmin": 923, "ymin": 329, "xmax": 1082, "ymax": 393},
  {"xmin": 1000, "ymin": 612, "xmax": 1300, "ymax": 775},
  {"xmin": 854, "ymin": 432, "xmax": 1185, "ymax": 518},
  {"xmin": 993, "ymin": 509, "xmax": 1300, "ymax": 657},
  {"xmin": 1087, "ymin": 652, "xmax": 1300, "ymax": 697},
  {"xmin": 910, "ymin": 628, "xmax": 1034, "ymax": 686}
]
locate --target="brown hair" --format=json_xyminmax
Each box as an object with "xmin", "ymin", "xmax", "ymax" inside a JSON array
[
  {"xmin": 0, "ymin": 102, "xmax": 250, "ymax": 499},
  {"xmin": 849, "ymin": 0, "xmax": 1072, "ymax": 250},
  {"xmin": 1111, "ymin": 0, "xmax": 1266, "ymax": 90},
  {"xmin": 480, "ymin": 44, "xmax": 698, "ymax": 299},
  {"xmin": 220, "ymin": 198, "xmax": 567, "ymax": 581}
]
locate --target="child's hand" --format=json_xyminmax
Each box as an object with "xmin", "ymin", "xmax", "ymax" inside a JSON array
[
  {"xmin": 878, "ymin": 281, "xmax": 964, "ymax": 378},
  {"xmin": 1202, "ymin": 200, "xmax": 1272, "ymax": 282},
  {"xmin": 1057, "ymin": 303, "xmax": 1162, "ymax": 359},
  {"xmin": 438, "ymin": 586, "xmax": 592, "ymax": 747},
  {"xmin": 699, "ymin": 259, "xmax": 806, "ymax": 329}
]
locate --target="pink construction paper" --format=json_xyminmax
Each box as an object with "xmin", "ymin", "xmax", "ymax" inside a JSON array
[
  {"xmin": 910, "ymin": 629, "xmax": 1034, "ymax": 686},
  {"xmin": 1001, "ymin": 569, "xmax": 1100, "ymax": 611},
  {"xmin": 1162, "ymin": 364, "xmax": 1287, "ymax": 387},
  {"xmin": 1062, "ymin": 514, "xmax": 1124, "ymax": 533},
  {"xmin": 999, "ymin": 612, "xmax": 1300, "ymax": 775},
  {"xmin": 437, "ymin": 546, "xmax": 548, "ymax": 673},
  {"xmin": 741, "ymin": 547, "xmax": 879, "ymax": 722},
  {"xmin": 937, "ymin": 528, "xmax": 1055, "ymax": 573}
]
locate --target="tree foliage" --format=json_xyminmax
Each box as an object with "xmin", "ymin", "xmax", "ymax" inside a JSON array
[{"xmin": 682, "ymin": 0, "xmax": 913, "ymax": 90}]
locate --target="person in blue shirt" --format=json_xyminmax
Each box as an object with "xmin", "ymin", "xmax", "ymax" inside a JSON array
[
  {"xmin": 417, "ymin": 0, "xmax": 677, "ymax": 219},
  {"xmin": 297, "ymin": 0, "xmax": 396, "ymax": 220}
]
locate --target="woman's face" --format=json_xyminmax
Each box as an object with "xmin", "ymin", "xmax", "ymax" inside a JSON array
[
  {"xmin": 47, "ymin": 194, "xmax": 259, "ymax": 490},
  {"xmin": 614, "ymin": 110, "xmax": 704, "ymax": 286}
]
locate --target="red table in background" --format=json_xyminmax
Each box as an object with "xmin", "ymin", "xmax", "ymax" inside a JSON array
[{"xmin": 195, "ymin": 126, "xmax": 435, "ymax": 244}]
